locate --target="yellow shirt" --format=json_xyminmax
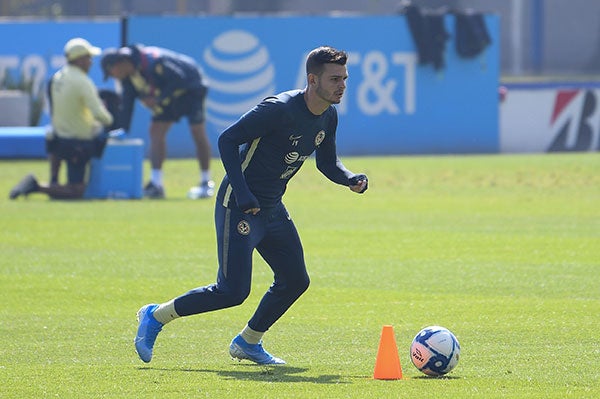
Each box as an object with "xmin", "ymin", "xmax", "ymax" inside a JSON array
[{"xmin": 50, "ymin": 64, "xmax": 113, "ymax": 140}]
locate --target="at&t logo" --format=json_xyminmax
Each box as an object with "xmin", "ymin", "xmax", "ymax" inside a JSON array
[{"xmin": 202, "ymin": 30, "xmax": 275, "ymax": 131}]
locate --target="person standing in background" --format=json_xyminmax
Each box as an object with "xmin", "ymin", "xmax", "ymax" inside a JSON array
[{"xmin": 101, "ymin": 45, "xmax": 214, "ymax": 199}]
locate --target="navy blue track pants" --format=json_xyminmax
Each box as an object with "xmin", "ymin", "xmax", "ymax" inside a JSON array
[{"xmin": 173, "ymin": 202, "xmax": 310, "ymax": 332}]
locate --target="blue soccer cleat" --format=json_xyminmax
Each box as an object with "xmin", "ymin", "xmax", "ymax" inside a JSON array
[
  {"xmin": 134, "ymin": 304, "xmax": 163, "ymax": 363},
  {"xmin": 229, "ymin": 334, "xmax": 286, "ymax": 365}
]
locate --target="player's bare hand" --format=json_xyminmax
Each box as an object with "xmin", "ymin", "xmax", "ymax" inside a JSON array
[
  {"xmin": 349, "ymin": 179, "xmax": 368, "ymax": 193},
  {"xmin": 244, "ymin": 207, "xmax": 260, "ymax": 215},
  {"xmin": 348, "ymin": 173, "xmax": 368, "ymax": 194}
]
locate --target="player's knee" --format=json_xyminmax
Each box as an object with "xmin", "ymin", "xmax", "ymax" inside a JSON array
[
  {"xmin": 297, "ymin": 273, "xmax": 310, "ymax": 293},
  {"xmin": 223, "ymin": 293, "xmax": 248, "ymax": 307},
  {"xmin": 221, "ymin": 286, "xmax": 251, "ymax": 307},
  {"xmin": 285, "ymin": 272, "xmax": 310, "ymax": 297}
]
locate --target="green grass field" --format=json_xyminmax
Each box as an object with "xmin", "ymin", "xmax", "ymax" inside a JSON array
[{"xmin": 1, "ymin": 153, "xmax": 599, "ymax": 398}]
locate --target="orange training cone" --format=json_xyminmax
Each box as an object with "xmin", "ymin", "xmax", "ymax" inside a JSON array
[{"xmin": 373, "ymin": 325, "xmax": 403, "ymax": 380}]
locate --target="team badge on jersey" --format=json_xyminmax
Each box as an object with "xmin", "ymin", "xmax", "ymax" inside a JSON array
[
  {"xmin": 315, "ymin": 130, "xmax": 325, "ymax": 146},
  {"xmin": 237, "ymin": 220, "xmax": 250, "ymax": 235}
]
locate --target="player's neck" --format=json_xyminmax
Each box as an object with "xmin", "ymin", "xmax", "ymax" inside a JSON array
[{"xmin": 303, "ymin": 89, "xmax": 329, "ymax": 116}]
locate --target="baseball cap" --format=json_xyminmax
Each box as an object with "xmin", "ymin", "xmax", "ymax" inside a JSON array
[{"xmin": 64, "ymin": 38, "xmax": 101, "ymax": 61}]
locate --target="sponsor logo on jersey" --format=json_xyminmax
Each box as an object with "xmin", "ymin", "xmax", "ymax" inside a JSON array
[
  {"xmin": 280, "ymin": 166, "xmax": 298, "ymax": 179},
  {"xmin": 284, "ymin": 151, "xmax": 300, "ymax": 164}
]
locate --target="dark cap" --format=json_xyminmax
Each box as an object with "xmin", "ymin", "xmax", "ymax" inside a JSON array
[{"xmin": 100, "ymin": 47, "xmax": 131, "ymax": 81}]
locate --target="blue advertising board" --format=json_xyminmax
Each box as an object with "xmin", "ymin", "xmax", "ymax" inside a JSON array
[
  {"xmin": 126, "ymin": 15, "xmax": 500, "ymax": 156},
  {"xmin": 0, "ymin": 15, "xmax": 499, "ymax": 157}
]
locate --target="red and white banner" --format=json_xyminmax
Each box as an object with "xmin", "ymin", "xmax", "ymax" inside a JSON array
[{"xmin": 500, "ymin": 86, "xmax": 600, "ymax": 153}]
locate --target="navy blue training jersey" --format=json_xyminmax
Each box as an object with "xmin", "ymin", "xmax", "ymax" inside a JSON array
[
  {"xmin": 119, "ymin": 44, "xmax": 206, "ymax": 131},
  {"xmin": 217, "ymin": 89, "xmax": 354, "ymax": 210}
]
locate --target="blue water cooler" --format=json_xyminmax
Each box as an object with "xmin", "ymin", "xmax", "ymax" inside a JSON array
[{"xmin": 84, "ymin": 138, "xmax": 144, "ymax": 199}]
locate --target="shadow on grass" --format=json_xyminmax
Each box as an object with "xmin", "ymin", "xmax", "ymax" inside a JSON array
[
  {"xmin": 411, "ymin": 374, "xmax": 461, "ymax": 380},
  {"xmin": 139, "ymin": 364, "xmax": 350, "ymax": 384}
]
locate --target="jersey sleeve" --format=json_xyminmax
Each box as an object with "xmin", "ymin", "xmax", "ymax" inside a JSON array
[
  {"xmin": 82, "ymin": 76, "xmax": 113, "ymax": 127},
  {"xmin": 315, "ymin": 109, "xmax": 354, "ymax": 185},
  {"xmin": 218, "ymin": 99, "xmax": 284, "ymax": 210}
]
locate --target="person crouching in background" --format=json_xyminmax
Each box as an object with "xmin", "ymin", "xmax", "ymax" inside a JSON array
[{"xmin": 9, "ymin": 38, "xmax": 114, "ymax": 200}]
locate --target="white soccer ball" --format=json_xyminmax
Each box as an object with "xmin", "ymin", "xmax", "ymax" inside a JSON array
[{"xmin": 410, "ymin": 325, "xmax": 460, "ymax": 376}]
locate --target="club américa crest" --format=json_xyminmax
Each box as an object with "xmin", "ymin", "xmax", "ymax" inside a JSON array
[
  {"xmin": 315, "ymin": 130, "xmax": 325, "ymax": 146},
  {"xmin": 237, "ymin": 220, "xmax": 250, "ymax": 235}
]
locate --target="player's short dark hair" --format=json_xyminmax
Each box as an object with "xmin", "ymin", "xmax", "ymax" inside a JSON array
[
  {"xmin": 305, "ymin": 46, "xmax": 348, "ymax": 76},
  {"xmin": 101, "ymin": 47, "xmax": 133, "ymax": 81}
]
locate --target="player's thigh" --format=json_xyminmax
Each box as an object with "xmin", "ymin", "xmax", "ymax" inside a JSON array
[
  {"xmin": 184, "ymin": 88, "xmax": 207, "ymax": 125},
  {"xmin": 56, "ymin": 139, "xmax": 92, "ymax": 184},
  {"xmin": 215, "ymin": 204, "xmax": 265, "ymax": 285},
  {"xmin": 257, "ymin": 207, "xmax": 306, "ymax": 280}
]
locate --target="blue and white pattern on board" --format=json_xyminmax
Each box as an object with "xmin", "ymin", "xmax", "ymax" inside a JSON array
[{"xmin": 202, "ymin": 30, "xmax": 276, "ymax": 131}]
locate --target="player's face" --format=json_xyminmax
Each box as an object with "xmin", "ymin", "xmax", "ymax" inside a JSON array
[
  {"xmin": 314, "ymin": 63, "xmax": 348, "ymax": 105},
  {"xmin": 73, "ymin": 55, "xmax": 93, "ymax": 73},
  {"xmin": 108, "ymin": 61, "xmax": 131, "ymax": 80}
]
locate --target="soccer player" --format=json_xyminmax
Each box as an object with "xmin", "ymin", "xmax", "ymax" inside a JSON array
[
  {"xmin": 101, "ymin": 45, "xmax": 214, "ymax": 199},
  {"xmin": 9, "ymin": 38, "xmax": 113, "ymax": 200},
  {"xmin": 134, "ymin": 46, "xmax": 368, "ymax": 365}
]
